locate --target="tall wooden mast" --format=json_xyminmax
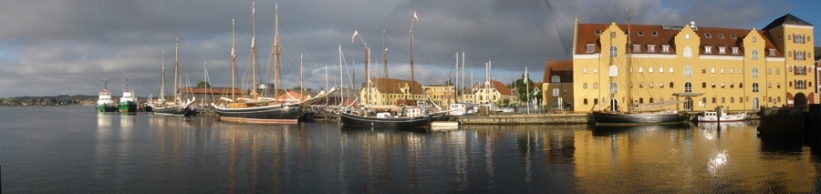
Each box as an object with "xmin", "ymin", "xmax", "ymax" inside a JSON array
[
  {"xmin": 230, "ymin": 19, "xmax": 236, "ymax": 100},
  {"xmin": 273, "ymin": 3, "xmax": 280, "ymax": 99},
  {"xmin": 160, "ymin": 50, "xmax": 165, "ymax": 103},
  {"xmin": 383, "ymin": 31, "xmax": 387, "ymax": 79},
  {"xmin": 626, "ymin": 2, "xmax": 633, "ymax": 113},
  {"xmin": 174, "ymin": 37, "xmax": 179, "ymax": 102},
  {"xmin": 250, "ymin": 2, "xmax": 258, "ymax": 99}
]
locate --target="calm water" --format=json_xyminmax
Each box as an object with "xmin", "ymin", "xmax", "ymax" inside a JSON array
[{"xmin": 2, "ymin": 106, "xmax": 821, "ymax": 193}]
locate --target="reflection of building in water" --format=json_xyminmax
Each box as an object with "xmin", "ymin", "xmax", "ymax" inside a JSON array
[{"xmin": 573, "ymin": 124, "xmax": 817, "ymax": 192}]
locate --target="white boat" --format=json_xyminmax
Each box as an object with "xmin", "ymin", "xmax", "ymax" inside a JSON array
[
  {"xmin": 430, "ymin": 121, "xmax": 460, "ymax": 131},
  {"xmin": 448, "ymin": 103, "xmax": 475, "ymax": 116},
  {"xmin": 697, "ymin": 106, "xmax": 746, "ymax": 122}
]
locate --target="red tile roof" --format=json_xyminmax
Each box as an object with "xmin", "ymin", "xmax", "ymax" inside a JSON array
[
  {"xmin": 576, "ymin": 23, "xmax": 782, "ymax": 57},
  {"xmin": 543, "ymin": 60, "xmax": 573, "ymax": 83},
  {"xmin": 370, "ymin": 78, "xmax": 425, "ymax": 95},
  {"xmin": 489, "ymin": 80, "xmax": 512, "ymax": 95}
]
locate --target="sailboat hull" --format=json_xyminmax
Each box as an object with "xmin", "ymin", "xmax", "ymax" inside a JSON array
[
  {"xmin": 592, "ymin": 111, "xmax": 689, "ymax": 126},
  {"xmin": 214, "ymin": 103, "xmax": 302, "ymax": 124},
  {"xmin": 153, "ymin": 104, "xmax": 193, "ymax": 116},
  {"xmin": 340, "ymin": 112, "xmax": 431, "ymax": 130}
]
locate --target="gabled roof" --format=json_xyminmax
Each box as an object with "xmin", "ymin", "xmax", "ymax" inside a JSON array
[
  {"xmin": 369, "ymin": 78, "xmax": 425, "ymax": 95},
  {"xmin": 763, "ymin": 13, "xmax": 813, "ymax": 30},
  {"xmin": 576, "ymin": 23, "xmax": 782, "ymax": 57},
  {"xmin": 543, "ymin": 60, "xmax": 573, "ymax": 83},
  {"xmin": 488, "ymin": 80, "xmax": 512, "ymax": 95}
]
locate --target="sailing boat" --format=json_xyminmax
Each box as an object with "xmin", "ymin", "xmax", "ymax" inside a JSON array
[
  {"xmin": 96, "ymin": 78, "xmax": 118, "ymax": 112},
  {"xmin": 152, "ymin": 38, "xmax": 195, "ymax": 116},
  {"xmin": 212, "ymin": 3, "xmax": 333, "ymax": 124},
  {"xmin": 118, "ymin": 77, "xmax": 137, "ymax": 112},
  {"xmin": 590, "ymin": 5, "xmax": 688, "ymax": 126},
  {"xmin": 340, "ymin": 12, "xmax": 432, "ymax": 130}
]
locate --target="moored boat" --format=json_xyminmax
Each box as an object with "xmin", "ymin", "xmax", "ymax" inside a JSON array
[
  {"xmin": 118, "ymin": 77, "xmax": 137, "ymax": 112},
  {"xmin": 592, "ymin": 111, "xmax": 689, "ymax": 126},
  {"xmin": 151, "ymin": 38, "xmax": 195, "ymax": 116},
  {"xmin": 341, "ymin": 106, "xmax": 432, "ymax": 130},
  {"xmin": 96, "ymin": 78, "xmax": 118, "ymax": 112},
  {"xmin": 697, "ymin": 106, "xmax": 746, "ymax": 122}
]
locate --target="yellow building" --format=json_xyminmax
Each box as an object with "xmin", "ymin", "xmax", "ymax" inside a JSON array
[
  {"xmin": 468, "ymin": 80, "xmax": 516, "ymax": 105},
  {"xmin": 422, "ymin": 84, "xmax": 456, "ymax": 108},
  {"xmin": 572, "ymin": 14, "xmax": 816, "ymax": 112},
  {"xmin": 360, "ymin": 78, "xmax": 427, "ymax": 106},
  {"xmin": 541, "ymin": 60, "xmax": 575, "ymax": 111}
]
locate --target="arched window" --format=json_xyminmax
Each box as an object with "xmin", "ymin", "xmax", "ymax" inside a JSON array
[
  {"xmin": 593, "ymin": 82, "xmax": 599, "ymax": 89},
  {"xmin": 650, "ymin": 98, "xmax": 655, "ymax": 103},
  {"xmin": 659, "ymin": 82, "xmax": 664, "ymax": 88},
  {"xmin": 721, "ymin": 97, "xmax": 725, "ymax": 103},
  {"xmin": 684, "ymin": 47, "xmax": 692, "ymax": 58},
  {"xmin": 669, "ymin": 67, "xmax": 674, "ymax": 73},
  {"xmin": 610, "ymin": 46, "xmax": 618, "ymax": 57},
  {"xmin": 583, "ymin": 98, "xmax": 588, "ymax": 105},
  {"xmin": 658, "ymin": 67, "xmax": 663, "ymax": 73},
  {"xmin": 730, "ymin": 97, "xmax": 734, "ymax": 103},
  {"xmin": 797, "ymin": 80, "xmax": 804, "ymax": 89},
  {"xmin": 670, "ymin": 82, "xmax": 674, "ymax": 88},
  {"xmin": 639, "ymin": 67, "xmax": 643, "ymax": 73},
  {"xmin": 583, "ymin": 82, "xmax": 588, "ymax": 89},
  {"xmin": 639, "ymin": 98, "xmax": 644, "ymax": 104},
  {"xmin": 711, "ymin": 68, "xmax": 716, "ymax": 74},
  {"xmin": 752, "ymin": 83, "xmax": 759, "ymax": 92},
  {"xmin": 702, "ymin": 82, "xmax": 707, "ymax": 88},
  {"xmin": 751, "ymin": 49, "xmax": 758, "ymax": 60},
  {"xmin": 684, "ymin": 66, "xmax": 692, "ymax": 77},
  {"xmin": 712, "ymin": 97, "xmax": 716, "ymax": 103},
  {"xmin": 752, "ymin": 67, "xmax": 759, "ymax": 78},
  {"xmin": 649, "ymin": 82, "xmax": 654, "ymax": 88},
  {"xmin": 739, "ymin": 82, "xmax": 743, "ymax": 88},
  {"xmin": 685, "ymin": 82, "xmax": 692, "ymax": 92},
  {"xmin": 639, "ymin": 82, "xmax": 644, "ymax": 88},
  {"xmin": 776, "ymin": 69, "xmax": 780, "ymax": 75},
  {"xmin": 767, "ymin": 68, "xmax": 771, "ymax": 75},
  {"xmin": 594, "ymin": 98, "xmax": 599, "ymax": 105},
  {"xmin": 583, "ymin": 67, "xmax": 588, "ymax": 74},
  {"xmin": 610, "ymin": 82, "xmax": 618, "ymax": 94}
]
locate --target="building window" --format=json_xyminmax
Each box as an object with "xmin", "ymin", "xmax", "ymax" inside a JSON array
[
  {"xmin": 610, "ymin": 46, "xmax": 618, "ymax": 57},
  {"xmin": 796, "ymin": 51, "xmax": 804, "ymax": 60},
  {"xmin": 610, "ymin": 32, "xmax": 616, "ymax": 38},
  {"xmin": 720, "ymin": 68, "xmax": 725, "ymax": 74},
  {"xmin": 730, "ymin": 82, "xmax": 734, "ymax": 88},
  {"xmin": 662, "ymin": 45, "xmax": 670, "ymax": 53},
  {"xmin": 684, "ymin": 66, "xmax": 692, "ymax": 77},
  {"xmin": 721, "ymin": 82, "xmax": 725, "ymax": 88},
  {"xmin": 685, "ymin": 82, "xmax": 692, "ymax": 92},
  {"xmin": 670, "ymin": 82, "xmax": 674, "ymax": 88},
  {"xmin": 649, "ymin": 67, "xmax": 653, "ymax": 73},
  {"xmin": 647, "ymin": 44, "xmax": 655, "ymax": 52},
  {"xmin": 732, "ymin": 47, "xmax": 738, "ymax": 55},
  {"xmin": 752, "ymin": 49, "xmax": 758, "ymax": 60},
  {"xmin": 752, "ymin": 67, "xmax": 759, "ymax": 78},
  {"xmin": 752, "ymin": 36, "xmax": 757, "ymax": 42},
  {"xmin": 718, "ymin": 34, "xmax": 725, "ymax": 39},
  {"xmin": 719, "ymin": 46, "xmax": 726, "ymax": 54},
  {"xmin": 711, "ymin": 68, "xmax": 716, "ymax": 74},
  {"xmin": 551, "ymin": 75, "xmax": 561, "ymax": 83},
  {"xmin": 652, "ymin": 31, "xmax": 658, "ymax": 36},
  {"xmin": 593, "ymin": 82, "xmax": 598, "ymax": 89},
  {"xmin": 712, "ymin": 97, "xmax": 716, "ymax": 103},
  {"xmin": 776, "ymin": 69, "xmax": 780, "ymax": 75},
  {"xmin": 730, "ymin": 97, "xmax": 735, "ymax": 103},
  {"xmin": 684, "ymin": 47, "xmax": 692, "ymax": 58},
  {"xmin": 686, "ymin": 34, "xmax": 690, "ymax": 40},
  {"xmin": 721, "ymin": 97, "xmax": 726, "ymax": 103},
  {"xmin": 739, "ymin": 82, "xmax": 743, "ymax": 88},
  {"xmin": 796, "ymin": 34, "xmax": 804, "ymax": 43},
  {"xmin": 633, "ymin": 44, "xmax": 640, "ymax": 52},
  {"xmin": 702, "ymin": 67, "xmax": 707, "ymax": 74},
  {"xmin": 729, "ymin": 68, "xmax": 734, "ymax": 74},
  {"xmin": 788, "ymin": 34, "xmax": 792, "ymax": 40},
  {"xmin": 659, "ymin": 67, "xmax": 664, "ymax": 73},
  {"xmin": 649, "ymin": 82, "xmax": 654, "ymax": 88},
  {"xmin": 593, "ymin": 67, "xmax": 598, "ymax": 74},
  {"xmin": 712, "ymin": 82, "xmax": 716, "ymax": 88},
  {"xmin": 595, "ymin": 30, "xmax": 602, "ymax": 35},
  {"xmin": 705, "ymin": 33, "xmax": 712, "ymax": 38},
  {"xmin": 768, "ymin": 82, "xmax": 772, "ymax": 88},
  {"xmin": 638, "ymin": 31, "xmax": 644, "ymax": 36},
  {"xmin": 669, "ymin": 67, "xmax": 674, "ymax": 73},
  {"xmin": 639, "ymin": 82, "xmax": 644, "ymax": 88},
  {"xmin": 584, "ymin": 98, "xmax": 588, "ymax": 105},
  {"xmin": 739, "ymin": 68, "xmax": 743, "ymax": 74},
  {"xmin": 777, "ymin": 83, "xmax": 781, "ymax": 88},
  {"xmin": 659, "ymin": 82, "xmax": 664, "ymax": 88},
  {"xmin": 702, "ymin": 82, "xmax": 707, "ymax": 88},
  {"xmin": 582, "ymin": 67, "xmax": 587, "ymax": 74},
  {"xmin": 705, "ymin": 46, "xmax": 712, "ymax": 54},
  {"xmin": 767, "ymin": 68, "xmax": 772, "ymax": 75},
  {"xmin": 768, "ymin": 49, "xmax": 775, "ymax": 56},
  {"xmin": 583, "ymin": 82, "xmax": 588, "ymax": 89},
  {"xmin": 752, "ymin": 83, "xmax": 759, "ymax": 92},
  {"xmin": 731, "ymin": 34, "xmax": 737, "ymax": 39},
  {"xmin": 639, "ymin": 67, "xmax": 643, "ymax": 73},
  {"xmin": 586, "ymin": 44, "xmax": 595, "ymax": 53}
]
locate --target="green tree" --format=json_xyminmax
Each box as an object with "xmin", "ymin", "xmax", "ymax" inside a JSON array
[
  {"xmin": 196, "ymin": 81, "xmax": 211, "ymax": 88},
  {"xmin": 513, "ymin": 73, "xmax": 537, "ymax": 104}
]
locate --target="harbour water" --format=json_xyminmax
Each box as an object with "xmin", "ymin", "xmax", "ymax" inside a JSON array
[{"xmin": 2, "ymin": 106, "xmax": 820, "ymax": 193}]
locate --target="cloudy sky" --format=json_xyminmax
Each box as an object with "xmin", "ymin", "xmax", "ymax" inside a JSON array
[{"xmin": 1, "ymin": 0, "xmax": 819, "ymax": 98}]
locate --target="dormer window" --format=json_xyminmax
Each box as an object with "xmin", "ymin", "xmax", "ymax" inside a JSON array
[
  {"xmin": 633, "ymin": 44, "xmax": 641, "ymax": 52},
  {"xmin": 652, "ymin": 31, "xmax": 658, "ymax": 36},
  {"xmin": 647, "ymin": 44, "xmax": 655, "ymax": 52},
  {"xmin": 662, "ymin": 45, "xmax": 670, "ymax": 53},
  {"xmin": 731, "ymin": 47, "xmax": 739, "ymax": 55},
  {"xmin": 730, "ymin": 34, "xmax": 737, "ymax": 39},
  {"xmin": 704, "ymin": 46, "xmax": 712, "ymax": 54},
  {"xmin": 705, "ymin": 33, "xmax": 712, "ymax": 38},
  {"xmin": 718, "ymin": 34, "xmax": 725, "ymax": 39},
  {"xmin": 768, "ymin": 48, "xmax": 775, "ymax": 56},
  {"xmin": 586, "ymin": 43, "xmax": 595, "ymax": 53},
  {"xmin": 718, "ymin": 46, "xmax": 726, "ymax": 54},
  {"xmin": 595, "ymin": 30, "xmax": 602, "ymax": 35},
  {"xmin": 638, "ymin": 31, "xmax": 644, "ymax": 36}
]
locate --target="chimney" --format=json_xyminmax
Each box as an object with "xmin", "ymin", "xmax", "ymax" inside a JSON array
[{"xmin": 690, "ymin": 21, "xmax": 697, "ymax": 30}]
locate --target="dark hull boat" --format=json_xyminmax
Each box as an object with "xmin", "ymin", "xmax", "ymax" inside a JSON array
[
  {"xmin": 153, "ymin": 105, "xmax": 193, "ymax": 116},
  {"xmin": 214, "ymin": 103, "xmax": 302, "ymax": 124},
  {"xmin": 340, "ymin": 111, "xmax": 431, "ymax": 130},
  {"xmin": 592, "ymin": 111, "xmax": 689, "ymax": 126}
]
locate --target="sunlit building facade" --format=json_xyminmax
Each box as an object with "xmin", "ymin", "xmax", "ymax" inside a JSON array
[{"xmin": 572, "ymin": 14, "xmax": 816, "ymax": 112}]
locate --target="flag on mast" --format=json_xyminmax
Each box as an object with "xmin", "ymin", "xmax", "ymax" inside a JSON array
[
  {"xmin": 352, "ymin": 30, "xmax": 358, "ymax": 44},
  {"xmin": 523, "ymin": 67, "xmax": 528, "ymax": 84},
  {"xmin": 414, "ymin": 11, "xmax": 419, "ymax": 22}
]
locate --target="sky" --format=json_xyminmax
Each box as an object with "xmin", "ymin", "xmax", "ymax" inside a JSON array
[{"xmin": 1, "ymin": 0, "xmax": 819, "ymax": 98}]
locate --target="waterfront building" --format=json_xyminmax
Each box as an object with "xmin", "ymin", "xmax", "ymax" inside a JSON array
[
  {"xmin": 541, "ymin": 60, "xmax": 575, "ymax": 111},
  {"xmin": 470, "ymin": 79, "xmax": 516, "ymax": 106},
  {"xmin": 359, "ymin": 78, "xmax": 427, "ymax": 106},
  {"xmin": 571, "ymin": 14, "xmax": 815, "ymax": 112},
  {"xmin": 422, "ymin": 84, "xmax": 456, "ymax": 108}
]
